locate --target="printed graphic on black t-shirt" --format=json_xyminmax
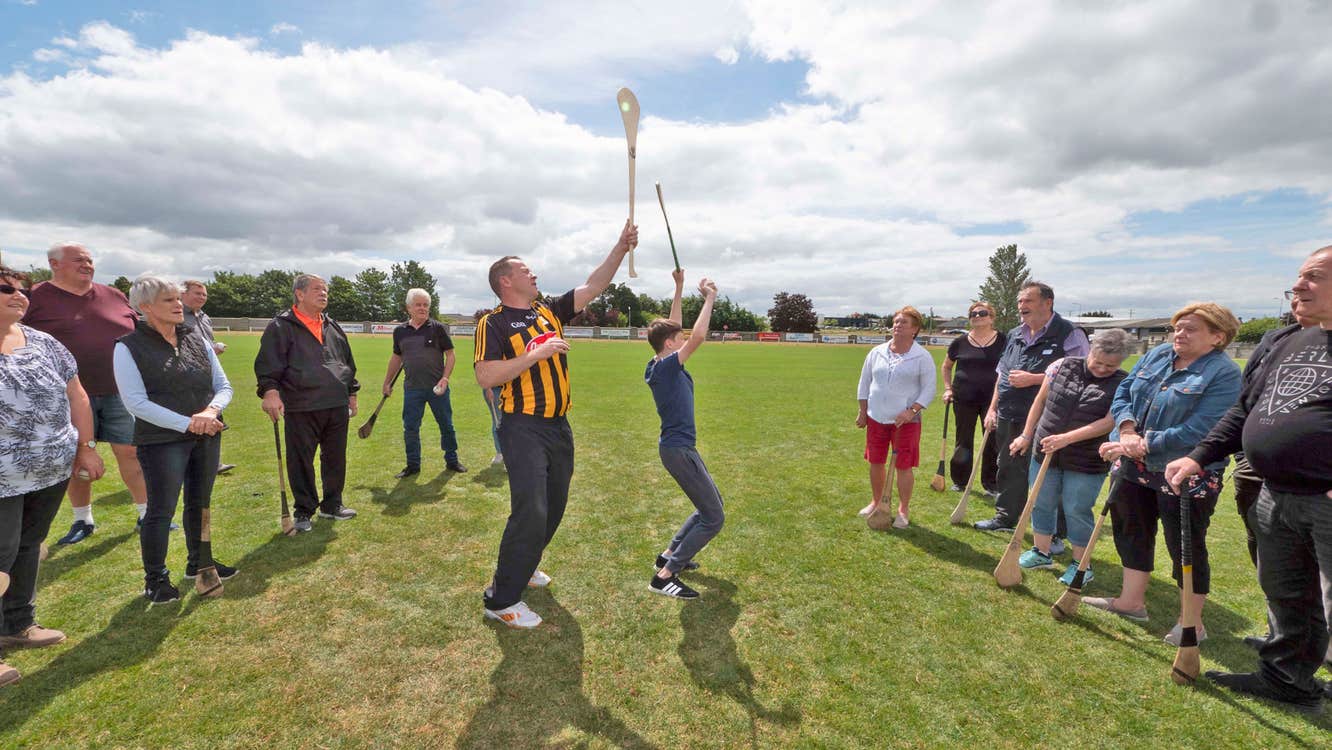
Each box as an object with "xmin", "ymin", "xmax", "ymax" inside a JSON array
[{"xmin": 1243, "ymin": 326, "xmax": 1332, "ymax": 494}]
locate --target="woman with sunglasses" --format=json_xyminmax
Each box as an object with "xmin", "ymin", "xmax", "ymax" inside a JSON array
[
  {"xmin": 0, "ymin": 265, "xmax": 104, "ymax": 687},
  {"xmin": 941, "ymin": 302, "xmax": 1006, "ymax": 493}
]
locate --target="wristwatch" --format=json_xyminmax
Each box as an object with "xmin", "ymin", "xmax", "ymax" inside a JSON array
[{"xmin": 82, "ymin": 439, "xmax": 97, "ymax": 450}]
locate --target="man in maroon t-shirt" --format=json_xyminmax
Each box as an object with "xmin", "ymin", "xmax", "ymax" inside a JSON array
[{"xmin": 23, "ymin": 242, "xmax": 150, "ymax": 544}]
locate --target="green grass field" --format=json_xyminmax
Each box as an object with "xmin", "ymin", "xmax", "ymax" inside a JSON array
[{"xmin": 1, "ymin": 335, "xmax": 1327, "ymax": 748}]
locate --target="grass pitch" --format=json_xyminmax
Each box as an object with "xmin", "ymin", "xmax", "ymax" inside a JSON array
[{"xmin": 1, "ymin": 336, "xmax": 1327, "ymax": 748}]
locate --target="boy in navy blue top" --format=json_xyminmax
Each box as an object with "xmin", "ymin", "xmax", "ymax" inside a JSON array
[{"xmin": 644, "ymin": 270, "xmax": 720, "ymax": 600}]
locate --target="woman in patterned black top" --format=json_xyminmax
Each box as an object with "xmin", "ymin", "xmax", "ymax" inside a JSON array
[
  {"xmin": 0, "ymin": 265, "xmax": 104, "ymax": 687},
  {"xmin": 942, "ymin": 301, "xmax": 1007, "ymax": 493}
]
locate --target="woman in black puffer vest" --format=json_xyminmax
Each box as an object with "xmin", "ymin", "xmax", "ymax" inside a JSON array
[
  {"xmin": 113, "ymin": 276, "xmax": 234, "ymax": 603},
  {"xmin": 1006, "ymin": 329, "xmax": 1131, "ymax": 585}
]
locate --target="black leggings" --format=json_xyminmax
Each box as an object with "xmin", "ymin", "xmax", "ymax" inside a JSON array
[
  {"xmin": 949, "ymin": 399, "xmax": 998, "ymax": 491},
  {"xmin": 1109, "ymin": 478, "xmax": 1219, "ymax": 594}
]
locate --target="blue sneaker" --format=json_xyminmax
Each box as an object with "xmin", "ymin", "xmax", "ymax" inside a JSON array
[
  {"xmin": 56, "ymin": 520, "xmax": 95, "ymax": 545},
  {"xmin": 1018, "ymin": 547, "xmax": 1056, "ymax": 570},
  {"xmin": 1059, "ymin": 561, "xmax": 1094, "ymax": 586}
]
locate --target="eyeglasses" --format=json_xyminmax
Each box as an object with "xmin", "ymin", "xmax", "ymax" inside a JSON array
[
  {"xmin": 0, "ymin": 283, "xmax": 20, "ymax": 296},
  {"xmin": 969, "ymin": 310, "xmax": 991, "ymax": 318}
]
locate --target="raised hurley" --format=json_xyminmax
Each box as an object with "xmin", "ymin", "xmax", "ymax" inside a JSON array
[{"xmin": 617, "ymin": 87, "xmax": 640, "ymax": 278}]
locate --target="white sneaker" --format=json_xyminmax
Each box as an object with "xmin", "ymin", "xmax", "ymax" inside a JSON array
[
  {"xmin": 492, "ymin": 453, "xmax": 504, "ymax": 466},
  {"xmin": 1164, "ymin": 623, "xmax": 1208, "ymax": 646},
  {"xmin": 892, "ymin": 513, "xmax": 909, "ymax": 529},
  {"xmin": 858, "ymin": 503, "xmax": 876, "ymax": 518},
  {"xmin": 527, "ymin": 570, "xmax": 551, "ymax": 587},
  {"xmin": 484, "ymin": 601, "xmax": 542, "ymax": 629}
]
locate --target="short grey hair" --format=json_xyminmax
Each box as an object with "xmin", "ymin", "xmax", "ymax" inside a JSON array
[
  {"xmin": 292, "ymin": 273, "xmax": 325, "ymax": 296},
  {"xmin": 405, "ymin": 287, "xmax": 431, "ymax": 306},
  {"xmin": 1089, "ymin": 328, "xmax": 1131, "ymax": 361},
  {"xmin": 128, "ymin": 274, "xmax": 179, "ymax": 312},
  {"xmin": 48, "ymin": 242, "xmax": 86, "ymax": 260},
  {"xmin": 181, "ymin": 279, "xmax": 207, "ymax": 292}
]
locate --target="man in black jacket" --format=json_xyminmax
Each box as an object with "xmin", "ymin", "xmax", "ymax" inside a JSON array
[
  {"xmin": 1167, "ymin": 245, "xmax": 1332, "ymax": 712},
  {"xmin": 254, "ymin": 274, "xmax": 360, "ymax": 532}
]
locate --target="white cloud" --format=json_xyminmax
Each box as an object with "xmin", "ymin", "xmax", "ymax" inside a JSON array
[
  {"xmin": 270, "ymin": 22, "xmax": 301, "ymax": 36},
  {"xmin": 714, "ymin": 45, "xmax": 740, "ymax": 65},
  {"xmin": 1, "ymin": 4, "xmax": 1330, "ymax": 320}
]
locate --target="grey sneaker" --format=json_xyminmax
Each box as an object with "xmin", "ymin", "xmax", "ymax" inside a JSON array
[
  {"xmin": 1164, "ymin": 623, "xmax": 1208, "ymax": 646},
  {"xmin": 293, "ymin": 515, "xmax": 314, "ymax": 533},
  {"xmin": 1049, "ymin": 537, "xmax": 1066, "ymax": 556},
  {"xmin": 318, "ymin": 506, "xmax": 357, "ymax": 520},
  {"xmin": 1083, "ymin": 597, "xmax": 1149, "ymax": 622}
]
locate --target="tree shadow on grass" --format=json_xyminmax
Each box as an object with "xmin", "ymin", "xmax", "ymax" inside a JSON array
[
  {"xmin": 0, "ymin": 526, "xmax": 335, "ymax": 736},
  {"xmin": 456, "ymin": 589, "xmax": 656, "ymax": 749},
  {"xmin": 892, "ymin": 524, "xmax": 1269, "ymax": 675},
  {"xmin": 678, "ymin": 574, "xmax": 800, "ymax": 748},
  {"xmin": 359, "ymin": 471, "xmax": 455, "ymax": 518}
]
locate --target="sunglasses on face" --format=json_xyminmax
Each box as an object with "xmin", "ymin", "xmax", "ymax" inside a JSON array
[
  {"xmin": 969, "ymin": 310, "xmax": 990, "ymax": 318},
  {"xmin": 0, "ymin": 283, "xmax": 23, "ymax": 296}
]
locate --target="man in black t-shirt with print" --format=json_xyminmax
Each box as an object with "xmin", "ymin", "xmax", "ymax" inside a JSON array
[
  {"xmin": 383, "ymin": 288, "xmax": 465, "ymax": 478},
  {"xmin": 473, "ymin": 220, "xmax": 637, "ymax": 629},
  {"xmin": 1168, "ymin": 245, "xmax": 1332, "ymax": 711}
]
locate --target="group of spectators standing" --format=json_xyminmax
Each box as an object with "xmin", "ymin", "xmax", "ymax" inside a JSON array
[
  {"xmin": 0, "ymin": 242, "xmax": 469, "ymax": 687},
  {"xmin": 855, "ymin": 246, "xmax": 1332, "ymax": 711}
]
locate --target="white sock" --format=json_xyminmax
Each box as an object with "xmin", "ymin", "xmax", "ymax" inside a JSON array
[
  {"xmin": 73, "ymin": 505, "xmax": 94, "ymax": 525},
  {"xmin": 136, "ymin": 503, "xmax": 148, "ymax": 520}
]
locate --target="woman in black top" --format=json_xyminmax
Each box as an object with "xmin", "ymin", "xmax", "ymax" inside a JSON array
[{"xmin": 942, "ymin": 301, "xmax": 1006, "ymax": 492}]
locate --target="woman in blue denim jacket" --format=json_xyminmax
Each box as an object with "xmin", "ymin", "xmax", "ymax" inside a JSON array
[{"xmin": 1084, "ymin": 302, "xmax": 1241, "ymax": 643}]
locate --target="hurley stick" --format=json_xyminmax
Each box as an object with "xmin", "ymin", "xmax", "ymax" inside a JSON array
[
  {"xmin": 617, "ymin": 87, "xmax": 640, "ymax": 278},
  {"xmin": 194, "ymin": 507, "xmax": 223, "ymax": 598},
  {"xmin": 866, "ymin": 456, "xmax": 897, "ymax": 531},
  {"xmin": 273, "ymin": 421, "xmax": 296, "ymax": 536},
  {"xmin": 1171, "ymin": 486, "xmax": 1201, "ymax": 685},
  {"xmin": 929, "ymin": 401, "xmax": 952, "ymax": 492},
  {"xmin": 1052, "ymin": 466, "xmax": 1122, "ymax": 621},
  {"xmin": 358, "ymin": 367, "xmax": 402, "ymax": 439},
  {"xmin": 949, "ymin": 426, "xmax": 992, "ymax": 524},
  {"xmin": 993, "ymin": 450, "xmax": 1055, "ymax": 588},
  {"xmin": 655, "ymin": 182, "xmax": 681, "ymax": 271}
]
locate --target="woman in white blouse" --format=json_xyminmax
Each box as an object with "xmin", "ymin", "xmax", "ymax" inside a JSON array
[{"xmin": 856, "ymin": 306, "xmax": 937, "ymax": 528}]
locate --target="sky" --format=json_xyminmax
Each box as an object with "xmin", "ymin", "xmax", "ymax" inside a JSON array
[{"xmin": 1, "ymin": 0, "xmax": 1329, "ymax": 320}]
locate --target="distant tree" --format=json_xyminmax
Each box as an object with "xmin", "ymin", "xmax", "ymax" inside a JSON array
[
  {"xmin": 679, "ymin": 294, "xmax": 766, "ymax": 331},
  {"xmin": 352, "ymin": 267, "xmax": 396, "ymax": 321},
  {"xmin": 111, "ymin": 276, "xmax": 132, "ymax": 295},
  {"xmin": 27, "ymin": 265, "xmax": 52, "ymax": 284},
  {"xmin": 1082, "ymin": 309, "xmax": 1114, "ymax": 318},
  {"xmin": 473, "ymin": 308, "xmax": 492, "ymax": 322},
  {"xmin": 205, "ymin": 270, "xmax": 257, "ymax": 317},
  {"xmin": 326, "ymin": 275, "xmax": 361, "ymax": 321},
  {"xmin": 635, "ymin": 292, "xmax": 664, "ymax": 326},
  {"xmin": 1236, "ymin": 316, "xmax": 1282, "ymax": 344},
  {"xmin": 976, "ymin": 244, "xmax": 1030, "ymax": 332},
  {"xmin": 768, "ymin": 292, "xmax": 818, "ymax": 332},
  {"xmin": 254, "ymin": 269, "xmax": 300, "ymax": 319},
  {"xmin": 389, "ymin": 260, "xmax": 439, "ymax": 319}
]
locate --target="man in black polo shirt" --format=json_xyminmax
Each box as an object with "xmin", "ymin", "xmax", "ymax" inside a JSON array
[
  {"xmin": 1167, "ymin": 245, "xmax": 1332, "ymax": 711},
  {"xmin": 474, "ymin": 220, "xmax": 637, "ymax": 629},
  {"xmin": 383, "ymin": 288, "xmax": 465, "ymax": 477},
  {"xmin": 975, "ymin": 281, "xmax": 1090, "ymax": 533}
]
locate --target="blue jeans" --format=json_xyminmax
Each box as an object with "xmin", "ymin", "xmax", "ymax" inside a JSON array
[
  {"xmin": 137, "ymin": 436, "xmax": 221, "ymax": 584},
  {"xmin": 403, "ymin": 387, "xmax": 458, "ymax": 468},
  {"xmin": 89, "ymin": 393, "xmax": 136, "ymax": 445},
  {"xmin": 1029, "ymin": 461, "xmax": 1105, "ymax": 547},
  {"xmin": 484, "ymin": 387, "xmax": 502, "ymax": 453}
]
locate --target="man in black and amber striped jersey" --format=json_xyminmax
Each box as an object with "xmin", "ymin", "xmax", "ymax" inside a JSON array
[{"xmin": 473, "ymin": 219, "xmax": 638, "ymax": 629}]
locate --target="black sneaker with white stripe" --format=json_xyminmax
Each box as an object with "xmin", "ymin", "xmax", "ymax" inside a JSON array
[{"xmin": 649, "ymin": 575, "xmax": 699, "ymax": 600}]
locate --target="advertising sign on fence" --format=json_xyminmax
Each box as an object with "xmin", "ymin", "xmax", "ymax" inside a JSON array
[
  {"xmin": 926, "ymin": 336, "xmax": 952, "ymax": 346},
  {"xmin": 603, "ymin": 328, "xmax": 630, "ymax": 339},
  {"xmin": 565, "ymin": 327, "xmax": 594, "ymax": 338},
  {"xmin": 341, "ymin": 323, "xmax": 366, "ymax": 333},
  {"xmin": 786, "ymin": 332, "xmax": 815, "ymax": 342},
  {"xmin": 637, "ymin": 329, "xmax": 649, "ymax": 339},
  {"xmin": 450, "ymin": 324, "xmax": 477, "ymax": 336},
  {"xmin": 821, "ymin": 334, "xmax": 850, "ymax": 344},
  {"xmin": 758, "ymin": 332, "xmax": 781, "ymax": 342},
  {"xmin": 371, "ymin": 324, "xmax": 396, "ymax": 334}
]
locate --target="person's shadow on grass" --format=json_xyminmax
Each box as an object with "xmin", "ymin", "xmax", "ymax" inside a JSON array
[
  {"xmin": 360, "ymin": 471, "xmax": 455, "ymax": 517},
  {"xmin": 471, "ymin": 462, "xmax": 508, "ymax": 489},
  {"xmin": 678, "ymin": 574, "xmax": 800, "ymax": 745},
  {"xmin": 0, "ymin": 525, "xmax": 335, "ymax": 735},
  {"xmin": 456, "ymin": 588, "xmax": 656, "ymax": 749}
]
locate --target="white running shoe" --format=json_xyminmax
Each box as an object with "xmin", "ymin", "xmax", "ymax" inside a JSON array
[
  {"xmin": 484, "ymin": 601, "xmax": 542, "ymax": 629},
  {"xmin": 1164, "ymin": 623, "xmax": 1208, "ymax": 646},
  {"xmin": 858, "ymin": 503, "xmax": 876, "ymax": 518},
  {"xmin": 527, "ymin": 570, "xmax": 551, "ymax": 587},
  {"xmin": 892, "ymin": 513, "xmax": 909, "ymax": 529},
  {"xmin": 491, "ymin": 453, "xmax": 504, "ymax": 466}
]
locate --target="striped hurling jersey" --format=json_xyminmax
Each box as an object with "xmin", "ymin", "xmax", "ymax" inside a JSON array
[{"xmin": 474, "ymin": 290, "xmax": 577, "ymax": 417}]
